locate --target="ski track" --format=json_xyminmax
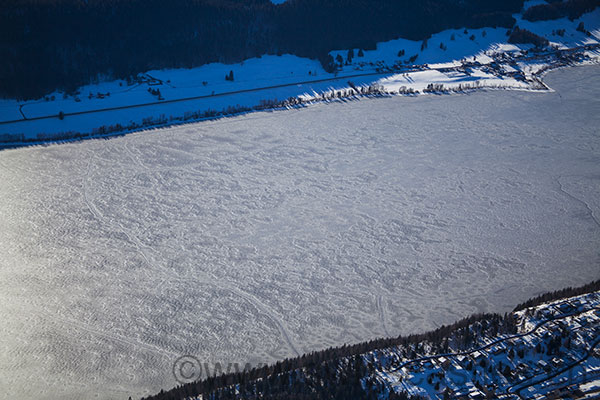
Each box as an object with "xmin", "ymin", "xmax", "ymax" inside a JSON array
[
  {"xmin": 556, "ymin": 176, "xmax": 600, "ymax": 229},
  {"xmin": 81, "ymin": 153, "xmax": 301, "ymax": 359},
  {"xmin": 48, "ymin": 314, "xmax": 179, "ymax": 359},
  {"xmin": 377, "ymin": 294, "xmax": 391, "ymax": 338},
  {"xmin": 204, "ymin": 280, "xmax": 301, "ymax": 358}
]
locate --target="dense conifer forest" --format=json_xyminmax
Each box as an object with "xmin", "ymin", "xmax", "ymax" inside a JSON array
[
  {"xmin": 0, "ymin": 0, "xmax": 524, "ymax": 99},
  {"xmin": 523, "ymin": 0, "xmax": 600, "ymax": 21},
  {"xmin": 513, "ymin": 279, "xmax": 600, "ymax": 311}
]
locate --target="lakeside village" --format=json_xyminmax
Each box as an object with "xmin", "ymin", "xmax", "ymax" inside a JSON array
[{"xmin": 369, "ymin": 291, "xmax": 600, "ymax": 399}]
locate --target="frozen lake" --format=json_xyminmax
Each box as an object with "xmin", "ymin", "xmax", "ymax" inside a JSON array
[{"xmin": 0, "ymin": 65, "xmax": 599, "ymax": 400}]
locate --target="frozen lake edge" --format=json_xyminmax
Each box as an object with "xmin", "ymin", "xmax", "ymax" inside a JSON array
[
  {"xmin": 1, "ymin": 41, "xmax": 599, "ymax": 149},
  {"xmin": 0, "ymin": 64, "xmax": 599, "ymax": 400}
]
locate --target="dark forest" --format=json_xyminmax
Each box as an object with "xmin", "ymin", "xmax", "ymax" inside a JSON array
[{"xmin": 0, "ymin": 0, "xmax": 523, "ymax": 99}]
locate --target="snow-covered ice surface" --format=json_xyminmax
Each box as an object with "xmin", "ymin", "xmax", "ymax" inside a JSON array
[{"xmin": 0, "ymin": 65, "xmax": 599, "ymax": 400}]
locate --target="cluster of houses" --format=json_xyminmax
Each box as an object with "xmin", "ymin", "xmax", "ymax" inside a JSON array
[{"xmin": 378, "ymin": 293, "xmax": 600, "ymax": 399}]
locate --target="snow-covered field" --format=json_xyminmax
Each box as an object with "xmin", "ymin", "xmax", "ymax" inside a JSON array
[
  {"xmin": 0, "ymin": 64, "xmax": 598, "ymax": 400},
  {"xmin": 1, "ymin": 7, "xmax": 598, "ymax": 142}
]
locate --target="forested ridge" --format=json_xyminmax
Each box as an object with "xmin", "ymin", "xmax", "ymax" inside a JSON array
[{"xmin": 0, "ymin": 0, "xmax": 523, "ymax": 99}]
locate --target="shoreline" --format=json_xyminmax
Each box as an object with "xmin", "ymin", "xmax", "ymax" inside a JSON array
[{"xmin": 1, "ymin": 44, "xmax": 599, "ymax": 150}]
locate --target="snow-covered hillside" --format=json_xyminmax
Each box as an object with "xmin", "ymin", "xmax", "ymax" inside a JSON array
[{"xmin": 0, "ymin": 6, "xmax": 599, "ymax": 144}]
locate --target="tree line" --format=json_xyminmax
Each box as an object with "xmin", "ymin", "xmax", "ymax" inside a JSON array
[
  {"xmin": 508, "ymin": 26, "xmax": 550, "ymax": 47},
  {"xmin": 523, "ymin": 0, "xmax": 600, "ymax": 22},
  {"xmin": 513, "ymin": 278, "xmax": 600, "ymax": 311},
  {"xmin": 141, "ymin": 312, "xmax": 518, "ymax": 400},
  {"xmin": 0, "ymin": 0, "xmax": 524, "ymax": 99}
]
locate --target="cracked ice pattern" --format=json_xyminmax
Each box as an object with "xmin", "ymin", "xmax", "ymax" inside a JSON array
[{"xmin": 0, "ymin": 66, "xmax": 599, "ymax": 400}]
